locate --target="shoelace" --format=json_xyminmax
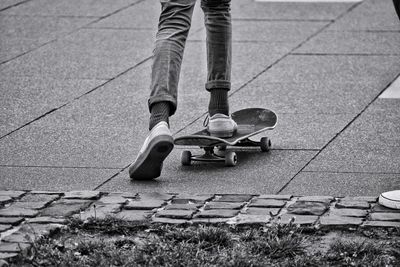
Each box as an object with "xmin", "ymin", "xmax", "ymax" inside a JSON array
[{"xmin": 203, "ymin": 114, "xmax": 210, "ymax": 127}]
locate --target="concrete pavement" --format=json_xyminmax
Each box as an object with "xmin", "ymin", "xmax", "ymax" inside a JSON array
[{"xmin": 0, "ymin": 0, "xmax": 399, "ymax": 196}]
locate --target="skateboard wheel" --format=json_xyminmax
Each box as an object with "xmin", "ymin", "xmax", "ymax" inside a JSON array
[
  {"xmin": 217, "ymin": 145, "xmax": 227, "ymax": 151},
  {"xmin": 225, "ymin": 151, "xmax": 237, "ymax": 167},
  {"xmin": 260, "ymin": 137, "xmax": 272, "ymax": 152},
  {"xmin": 181, "ymin": 150, "xmax": 192, "ymax": 166}
]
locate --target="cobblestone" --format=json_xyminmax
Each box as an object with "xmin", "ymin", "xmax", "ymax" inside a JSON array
[
  {"xmin": 2, "ymin": 223, "xmax": 63, "ymax": 243},
  {"xmin": 336, "ymin": 200, "xmax": 370, "ymax": 209},
  {"xmin": 258, "ymin": 194, "xmax": 292, "ymax": 200},
  {"xmin": 0, "ymin": 243, "xmax": 30, "ymax": 253},
  {"xmin": 0, "ymin": 191, "xmax": 26, "ymax": 199},
  {"xmin": 137, "ymin": 192, "xmax": 174, "ymax": 201},
  {"xmin": 215, "ymin": 195, "xmax": 253, "ymax": 202},
  {"xmin": 156, "ymin": 209, "xmax": 195, "ymax": 219},
  {"xmin": 0, "ymin": 207, "xmax": 39, "ymax": 218},
  {"xmin": 329, "ymin": 208, "xmax": 368, "ymax": 218},
  {"xmin": 115, "ymin": 210, "xmax": 152, "ymax": 222},
  {"xmin": 249, "ymin": 198, "xmax": 286, "ymax": 208},
  {"xmin": 320, "ymin": 215, "xmax": 363, "ymax": 226},
  {"xmin": 12, "ymin": 201, "xmax": 50, "ymax": 210},
  {"xmin": 76, "ymin": 203, "xmax": 122, "ymax": 220},
  {"xmin": 171, "ymin": 194, "xmax": 213, "ymax": 204},
  {"xmin": 41, "ymin": 199, "xmax": 92, "ymax": 217},
  {"xmin": 298, "ymin": 196, "xmax": 334, "ymax": 203},
  {"xmin": 195, "ymin": 209, "xmax": 239, "ymax": 218},
  {"xmin": 204, "ymin": 202, "xmax": 244, "ymax": 210},
  {"xmin": 164, "ymin": 204, "xmax": 201, "ymax": 210},
  {"xmin": 19, "ymin": 193, "xmax": 59, "ymax": 203},
  {"xmin": 371, "ymin": 204, "xmax": 400, "ymax": 213},
  {"xmin": 287, "ymin": 201, "xmax": 329, "ymax": 216},
  {"xmin": 27, "ymin": 216, "xmax": 67, "ymax": 224},
  {"xmin": 363, "ymin": 221, "xmax": 400, "ymax": 228},
  {"xmin": 0, "ymin": 196, "xmax": 12, "ymax": 206},
  {"xmin": 341, "ymin": 196, "xmax": 377, "ymax": 203},
  {"xmin": 125, "ymin": 199, "xmax": 165, "ymax": 210},
  {"xmin": 277, "ymin": 214, "xmax": 319, "ymax": 225},
  {"xmin": 152, "ymin": 217, "xmax": 189, "ymax": 224},
  {"xmin": 0, "ymin": 252, "xmax": 18, "ymax": 260},
  {"xmin": 245, "ymin": 207, "xmax": 280, "ymax": 216},
  {"xmin": 0, "ymin": 217, "xmax": 24, "ymax": 226},
  {"xmin": 369, "ymin": 212, "xmax": 400, "ymax": 221},
  {"xmin": 0, "ymin": 225, "xmax": 12, "ymax": 233},
  {"xmin": 234, "ymin": 214, "xmax": 271, "ymax": 225},
  {"xmin": 97, "ymin": 194, "xmax": 128, "ymax": 204},
  {"xmin": 191, "ymin": 218, "xmax": 230, "ymax": 224},
  {"xmin": 63, "ymin": 191, "xmax": 101, "ymax": 200}
]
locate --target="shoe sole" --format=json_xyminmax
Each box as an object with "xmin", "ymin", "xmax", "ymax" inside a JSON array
[
  {"xmin": 129, "ymin": 135, "xmax": 174, "ymax": 180},
  {"xmin": 208, "ymin": 130, "xmax": 234, "ymax": 138},
  {"xmin": 379, "ymin": 193, "xmax": 400, "ymax": 209}
]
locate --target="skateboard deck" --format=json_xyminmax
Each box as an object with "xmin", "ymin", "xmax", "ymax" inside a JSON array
[{"xmin": 174, "ymin": 108, "xmax": 277, "ymax": 166}]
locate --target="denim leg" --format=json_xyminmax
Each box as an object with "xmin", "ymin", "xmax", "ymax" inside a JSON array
[
  {"xmin": 201, "ymin": 0, "xmax": 232, "ymax": 91},
  {"xmin": 148, "ymin": 0, "xmax": 196, "ymax": 116}
]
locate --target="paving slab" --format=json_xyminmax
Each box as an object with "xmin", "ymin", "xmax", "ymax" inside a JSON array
[
  {"xmin": 0, "ymin": 28, "xmax": 154, "ymax": 79},
  {"xmin": 328, "ymin": 0, "xmax": 400, "ymax": 31},
  {"xmin": 231, "ymin": 1, "xmax": 353, "ymax": 20},
  {"xmin": 0, "ymin": 0, "xmax": 27, "ymax": 11},
  {"xmin": 191, "ymin": 20, "xmax": 328, "ymax": 45},
  {"xmin": 305, "ymin": 100, "xmax": 400, "ymax": 173},
  {"xmin": 3, "ymin": 0, "xmax": 140, "ymax": 17},
  {"xmin": 296, "ymin": 31, "xmax": 400, "ymax": 55},
  {"xmin": 177, "ymin": 111, "xmax": 353, "ymax": 150},
  {"xmin": 281, "ymin": 172, "xmax": 399, "ymax": 196},
  {"xmin": 91, "ymin": 0, "xmax": 204, "ymax": 33},
  {"xmin": 261, "ymin": 55, "xmax": 400, "ymax": 86},
  {"xmin": 0, "ymin": 76, "xmax": 106, "ymax": 136},
  {"xmin": 0, "ymin": 166, "xmax": 116, "ymax": 191},
  {"xmin": 0, "ymin": 15, "xmax": 93, "ymax": 63},
  {"xmin": 99, "ymin": 150, "xmax": 317, "ymax": 194},
  {"xmin": 0, "ymin": 123, "xmax": 142, "ymax": 168},
  {"xmin": 230, "ymin": 81, "xmax": 384, "ymax": 114}
]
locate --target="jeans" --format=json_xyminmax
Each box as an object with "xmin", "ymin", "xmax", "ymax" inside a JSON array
[{"xmin": 148, "ymin": 0, "xmax": 232, "ymax": 115}]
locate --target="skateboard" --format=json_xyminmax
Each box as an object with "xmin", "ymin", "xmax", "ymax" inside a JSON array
[{"xmin": 174, "ymin": 108, "xmax": 277, "ymax": 166}]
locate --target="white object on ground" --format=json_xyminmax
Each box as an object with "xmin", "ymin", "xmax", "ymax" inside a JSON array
[{"xmin": 379, "ymin": 190, "xmax": 400, "ymax": 209}]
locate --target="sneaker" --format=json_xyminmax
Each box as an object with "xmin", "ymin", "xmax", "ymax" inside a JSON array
[
  {"xmin": 205, "ymin": 113, "xmax": 238, "ymax": 138},
  {"xmin": 129, "ymin": 121, "xmax": 174, "ymax": 180},
  {"xmin": 379, "ymin": 190, "xmax": 400, "ymax": 209}
]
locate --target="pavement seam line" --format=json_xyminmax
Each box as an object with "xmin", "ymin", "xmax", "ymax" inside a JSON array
[
  {"xmin": 0, "ymin": 165, "xmax": 121, "ymax": 170},
  {"xmin": 0, "ymin": 56, "xmax": 152, "ymax": 141},
  {"xmin": 93, "ymin": 164, "xmax": 131, "ymax": 191},
  {"xmin": 0, "ymin": 0, "xmax": 33, "ymax": 12},
  {"xmin": 175, "ymin": 2, "xmax": 362, "ymax": 137},
  {"xmin": 0, "ymin": 0, "xmax": 146, "ymax": 66},
  {"xmin": 276, "ymin": 73, "xmax": 400, "ymax": 194}
]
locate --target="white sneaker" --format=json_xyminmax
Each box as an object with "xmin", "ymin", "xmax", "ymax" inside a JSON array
[
  {"xmin": 129, "ymin": 121, "xmax": 173, "ymax": 180},
  {"xmin": 379, "ymin": 190, "xmax": 400, "ymax": 209},
  {"xmin": 205, "ymin": 113, "xmax": 238, "ymax": 138}
]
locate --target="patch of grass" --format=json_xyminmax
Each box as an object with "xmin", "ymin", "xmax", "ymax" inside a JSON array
[{"xmin": 10, "ymin": 218, "xmax": 400, "ymax": 267}]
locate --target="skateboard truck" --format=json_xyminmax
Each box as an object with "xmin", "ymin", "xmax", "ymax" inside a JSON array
[
  {"xmin": 175, "ymin": 108, "xmax": 277, "ymax": 167},
  {"xmin": 180, "ymin": 137, "xmax": 271, "ymax": 167}
]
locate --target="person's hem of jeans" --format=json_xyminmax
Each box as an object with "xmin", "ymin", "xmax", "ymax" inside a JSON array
[
  {"xmin": 205, "ymin": 80, "xmax": 231, "ymax": 91},
  {"xmin": 148, "ymin": 95, "xmax": 177, "ymax": 116}
]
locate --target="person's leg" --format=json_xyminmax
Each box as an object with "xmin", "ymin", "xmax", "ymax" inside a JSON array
[
  {"xmin": 130, "ymin": 0, "xmax": 196, "ymax": 180},
  {"xmin": 148, "ymin": 0, "xmax": 197, "ymax": 130},
  {"xmin": 201, "ymin": 0, "xmax": 236, "ymax": 137}
]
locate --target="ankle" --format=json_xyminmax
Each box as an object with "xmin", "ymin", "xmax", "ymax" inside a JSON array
[
  {"xmin": 208, "ymin": 89, "xmax": 229, "ymax": 116},
  {"xmin": 149, "ymin": 102, "xmax": 170, "ymax": 130}
]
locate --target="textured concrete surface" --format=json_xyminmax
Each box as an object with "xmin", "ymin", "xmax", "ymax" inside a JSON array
[
  {"xmin": 0, "ymin": 15, "xmax": 94, "ymax": 63},
  {"xmin": 281, "ymin": 172, "xmax": 400, "ymax": 196},
  {"xmin": 295, "ymin": 31, "xmax": 400, "ymax": 55},
  {"xmin": 100, "ymin": 150, "xmax": 317, "ymax": 194},
  {"xmin": 0, "ymin": 0, "xmax": 399, "ymax": 196},
  {"xmin": 0, "ymin": 76, "xmax": 106, "ymax": 136},
  {"xmin": 3, "ymin": 0, "xmax": 141, "ymax": 17},
  {"xmin": 0, "ymin": 167, "xmax": 117, "ymax": 191}
]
